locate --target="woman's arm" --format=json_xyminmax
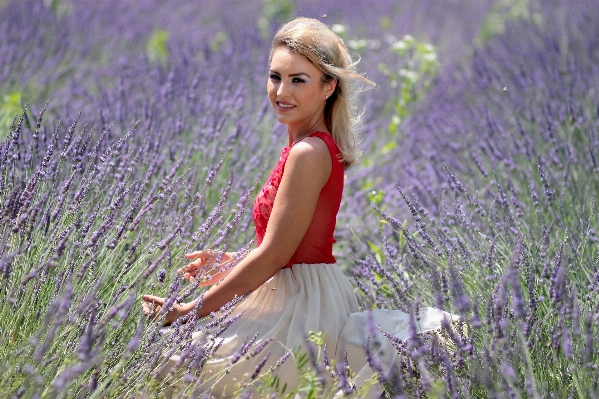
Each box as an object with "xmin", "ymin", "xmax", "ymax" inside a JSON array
[
  {"xmin": 192, "ymin": 137, "xmax": 332, "ymax": 317},
  {"xmin": 142, "ymin": 137, "xmax": 332, "ymax": 321},
  {"xmin": 179, "ymin": 250, "xmax": 237, "ymax": 285}
]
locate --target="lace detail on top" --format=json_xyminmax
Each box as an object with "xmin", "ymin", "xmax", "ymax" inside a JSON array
[
  {"xmin": 252, "ymin": 146, "xmax": 291, "ymax": 243},
  {"xmin": 252, "ymin": 132, "xmax": 344, "ymax": 268}
]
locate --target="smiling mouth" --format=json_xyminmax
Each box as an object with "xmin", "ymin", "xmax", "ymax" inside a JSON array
[{"xmin": 277, "ymin": 102, "xmax": 295, "ymax": 108}]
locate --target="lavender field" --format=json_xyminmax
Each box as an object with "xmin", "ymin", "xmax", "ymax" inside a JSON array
[{"xmin": 1, "ymin": 0, "xmax": 598, "ymax": 397}]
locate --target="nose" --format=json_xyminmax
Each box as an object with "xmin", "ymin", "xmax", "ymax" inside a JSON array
[{"xmin": 277, "ymin": 80, "xmax": 289, "ymax": 98}]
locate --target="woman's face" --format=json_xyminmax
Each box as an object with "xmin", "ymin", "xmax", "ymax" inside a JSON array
[{"xmin": 267, "ymin": 47, "xmax": 335, "ymax": 131}]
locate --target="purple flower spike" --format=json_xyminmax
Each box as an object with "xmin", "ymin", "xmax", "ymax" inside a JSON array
[{"xmin": 251, "ymin": 351, "xmax": 271, "ymax": 379}]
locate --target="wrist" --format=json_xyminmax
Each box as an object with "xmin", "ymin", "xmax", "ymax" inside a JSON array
[{"xmin": 180, "ymin": 301, "xmax": 196, "ymax": 317}]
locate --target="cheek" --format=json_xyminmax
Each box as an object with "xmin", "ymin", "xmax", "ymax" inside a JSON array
[
  {"xmin": 266, "ymin": 82, "xmax": 276, "ymax": 99},
  {"xmin": 304, "ymin": 88, "xmax": 321, "ymax": 107}
]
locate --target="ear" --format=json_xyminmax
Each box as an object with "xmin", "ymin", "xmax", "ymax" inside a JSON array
[{"xmin": 325, "ymin": 78, "xmax": 337, "ymax": 98}]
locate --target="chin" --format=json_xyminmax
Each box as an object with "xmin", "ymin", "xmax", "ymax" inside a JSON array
[{"xmin": 275, "ymin": 115, "xmax": 292, "ymax": 125}]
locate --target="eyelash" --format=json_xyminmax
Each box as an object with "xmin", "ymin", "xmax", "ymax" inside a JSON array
[{"xmin": 269, "ymin": 75, "xmax": 305, "ymax": 83}]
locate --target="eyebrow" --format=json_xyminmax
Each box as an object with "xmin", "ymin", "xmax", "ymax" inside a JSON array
[{"xmin": 269, "ymin": 70, "xmax": 311, "ymax": 78}]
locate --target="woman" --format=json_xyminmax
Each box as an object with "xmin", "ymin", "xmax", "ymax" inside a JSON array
[{"xmin": 142, "ymin": 18, "xmax": 450, "ymax": 396}]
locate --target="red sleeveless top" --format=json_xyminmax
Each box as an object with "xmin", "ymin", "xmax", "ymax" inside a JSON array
[{"xmin": 252, "ymin": 132, "xmax": 344, "ymax": 268}]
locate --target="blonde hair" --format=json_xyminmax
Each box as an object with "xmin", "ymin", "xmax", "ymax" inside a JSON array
[{"xmin": 270, "ymin": 17, "xmax": 375, "ymax": 169}]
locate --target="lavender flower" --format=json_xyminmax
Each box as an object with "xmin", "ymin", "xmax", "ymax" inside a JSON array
[
  {"xmin": 249, "ymin": 338, "xmax": 274, "ymax": 359},
  {"xmin": 251, "ymin": 351, "xmax": 271, "ymax": 379},
  {"xmin": 270, "ymin": 350, "xmax": 291, "ymax": 371}
]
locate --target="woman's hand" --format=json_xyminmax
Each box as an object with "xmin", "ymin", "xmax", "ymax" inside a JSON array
[
  {"xmin": 178, "ymin": 250, "xmax": 234, "ymax": 285},
  {"xmin": 141, "ymin": 294, "xmax": 192, "ymax": 326}
]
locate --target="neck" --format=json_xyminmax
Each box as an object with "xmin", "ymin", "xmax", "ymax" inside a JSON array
[{"xmin": 287, "ymin": 120, "xmax": 329, "ymax": 147}]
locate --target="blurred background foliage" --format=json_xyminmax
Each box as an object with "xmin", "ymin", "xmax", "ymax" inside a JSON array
[
  {"xmin": 146, "ymin": 29, "xmax": 171, "ymax": 65},
  {"xmin": 477, "ymin": 0, "xmax": 543, "ymax": 46},
  {"xmin": 1, "ymin": 0, "xmax": 599, "ymax": 397}
]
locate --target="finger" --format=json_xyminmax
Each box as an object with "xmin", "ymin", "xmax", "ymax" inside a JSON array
[
  {"xmin": 142, "ymin": 295, "xmax": 165, "ymax": 304},
  {"xmin": 178, "ymin": 264, "xmax": 196, "ymax": 274},
  {"xmin": 178, "ymin": 264, "xmax": 197, "ymax": 277},
  {"xmin": 143, "ymin": 305, "xmax": 162, "ymax": 319},
  {"xmin": 142, "ymin": 302, "xmax": 160, "ymax": 315},
  {"xmin": 184, "ymin": 270, "xmax": 198, "ymax": 278},
  {"xmin": 184, "ymin": 251, "xmax": 208, "ymax": 260},
  {"xmin": 188, "ymin": 259, "xmax": 207, "ymax": 270}
]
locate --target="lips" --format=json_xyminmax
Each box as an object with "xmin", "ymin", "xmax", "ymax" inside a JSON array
[{"xmin": 276, "ymin": 101, "xmax": 296, "ymax": 112}]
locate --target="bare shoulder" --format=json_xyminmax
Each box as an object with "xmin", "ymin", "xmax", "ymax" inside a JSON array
[
  {"xmin": 286, "ymin": 136, "xmax": 332, "ymax": 186},
  {"xmin": 288, "ymin": 136, "xmax": 331, "ymax": 164}
]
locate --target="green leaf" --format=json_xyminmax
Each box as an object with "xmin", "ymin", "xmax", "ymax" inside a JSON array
[
  {"xmin": 367, "ymin": 240, "xmax": 383, "ymax": 263},
  {"xmin": 145, "ymin": 29, "xmax": 170, "ymax": 64},
  {"xmin": 257, "ymin": 0, "xmax": 294, "ymax": 39},
  {"xmin": 367, "ymin": 190, "xmax": 384, "ymax": 206},
  {"xmin": 380, "ymin": 283, "xmax": 392, "ymax": 297},
  {"xmin": 0, "ymin": 91, "xmax": 23, "ymax": 135},
  {"xmin": 209, "ymin": 31, "xmax": 228, "ymax": 52},
  {"xmin": 381, "ymin": 141, "xmax": 397, "ymax": 154}
]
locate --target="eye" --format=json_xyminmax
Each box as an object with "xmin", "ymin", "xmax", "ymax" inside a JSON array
[
  {"xmin": 292, "ymin": 77, "xmax": 305, "ymax": 83},
  {"xmin": 269, "ymin": 74, "xmax": 281, "ymax": 81}
]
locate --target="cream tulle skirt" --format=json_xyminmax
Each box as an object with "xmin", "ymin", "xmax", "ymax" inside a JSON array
[{"xmin": 159, "ymin": 263, "xmax": 454, "ymax": 397}]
